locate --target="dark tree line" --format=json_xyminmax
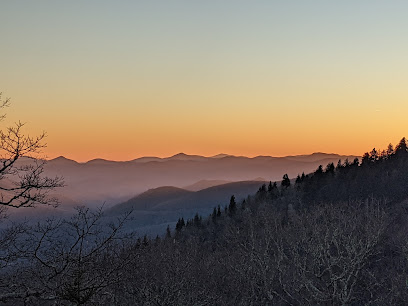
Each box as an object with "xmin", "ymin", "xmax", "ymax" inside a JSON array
[{"xmin": 295, "ymin": 137, "xmax": 408, "ymax": 206}]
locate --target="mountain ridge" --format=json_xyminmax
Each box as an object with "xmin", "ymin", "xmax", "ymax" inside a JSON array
[
  {"xmin": 42, "ymin": 152, "xmax": 359, "ymax": 208},
  {"xmin": 48, "ymin": 152, "xmax": 358, "ymax": 164}
]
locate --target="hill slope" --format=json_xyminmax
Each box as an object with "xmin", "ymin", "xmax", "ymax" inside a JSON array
[
  {"xmin": 108, "ymin": 186, "xmax": 193, "ymax": 215},
  {"xmin": 108, "ymin": 180, "xmax": 265, "ymax": 215}
]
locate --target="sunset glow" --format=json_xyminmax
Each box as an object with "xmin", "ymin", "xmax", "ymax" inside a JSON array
[{"xmin": 1, "ymin": 1, "xmax": 407, "ymax": 162}]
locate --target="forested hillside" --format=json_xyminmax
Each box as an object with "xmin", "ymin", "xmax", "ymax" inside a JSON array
[{"xmin": 1, "ymin": 138, "xmax": 408, "ymax": 305}]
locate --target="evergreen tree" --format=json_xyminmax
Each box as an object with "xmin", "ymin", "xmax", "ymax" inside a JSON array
[
  {"xmin": 166, "ymin": 225, "xmax": 171, "ymax": 238},
  {"xmin": 395, "ymin": 137, "xmax": 408, "ymax": 156},
  {"xmin": 194, "ymin": 213, "xmax": 201, "ymax": 226},
  {"xmin": 351, "ymin": 158, "xmax": 359, "ymax": 167},
  {"xmin": 369, "ymin": 148, "xmax": 378, "ymax": 162},
  {"xmin": 217, "ymin": 205, "xmax": 221, "ymax": 217},
  {"xmin": 212, "ymin": 207, "xmax": 217, "ymax": 222},
  {"xmin": 379, "ymin": 149, "xmax": 387, "ymax": 161},
  {"xmin": 257, "ymin": 184, "xmax": 267, "ymax": 200},
  {"xmin": 175, "ymin": 218, "xmax": 182, "ymax": 232},
  {"xmin": 361, "ymin": 152, "xmax": 370, "ymax": 165},
  {"xmin": 295, "ymin": 174, "xmax": 302, "ymax": 185},
  {"xmin": 295, "ymin": 174, "xmax": 302, "ymax": 191},
  {"xmin": 281, "ymin": 174, "xmax": 291, "ymax": 188},
  {"xmin": 229, "ymin": 195, "xmax": 237, "ymax": 214},
  {"xmin": 315, "ymin": 165, "xmax": 323, "ymax": 175},
  {"xmin": 325, "ymin": 162, "xmax": 335, "ymax": 174},
  {"xmin": 268, "ymin": 181, "xmax": 273, "ymax": 192},
  {"xmin": 175, "ymin": 218, "xmax": 185, "ymax": 232},
  {"xmin": 386, "ymin": 143, "xmax": 394, "ymax": 158}
]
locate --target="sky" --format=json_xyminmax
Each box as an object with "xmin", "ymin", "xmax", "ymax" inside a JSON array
[{"xmin": 1, "ymin": 1, "xmax": 407, "ymax": 162}]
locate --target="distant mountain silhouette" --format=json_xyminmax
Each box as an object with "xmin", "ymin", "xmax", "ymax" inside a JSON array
[
  {"xmin": 283, "ymin": 152, "xmax": 351, "ymax": 162},
  {"xmin": 132, "ymin": 156, "xmax": 163, "ymax": 163},
  {"xmin": 85, "ymin": 158, "xmax": 121, "ymax": 165},
  {"xmin": 43, "ymin": 152, "xmax": 358, "ymax": 208},
  {"xmin": 50, "ymin": 156, "xmax": 79, "ymax": 164},
  {"xmin": 164, "ymin": 153, "xmax": 208, "ymax": 162}
]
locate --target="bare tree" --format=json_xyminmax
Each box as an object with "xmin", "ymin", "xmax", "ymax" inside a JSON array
[
  {"xmin": 262, "ymin": 200, "xmax": 389, "ymax": 305},
  {"xmin": 0, "ymin": 207, "xmax": 133, "ymax": 305},
  {"xmin": 222, "ymin": 199, "xmax": 392, "ymax": 305},
  {"xmin": 0, "ymin": 92, "xmax": 65, "ymax": 303},
  {"xmin": 0, "ymin": 92, "xmax": 63, "ymax": 209}
]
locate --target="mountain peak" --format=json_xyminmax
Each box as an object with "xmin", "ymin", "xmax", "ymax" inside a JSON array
[
  {"xmin": 167, "ymin": 153, "xmax": 207, "ymax": 161},
  {"xmin": 49, "ymin": 156, "xmax": 78, "ymax": 164},
  {"xmin": 85, "ymin": 158, "xmax": 116, "ymax": 165},
  {"xmin": 172, "ymin": 152, "xmax": 189, "ymax": 157}
]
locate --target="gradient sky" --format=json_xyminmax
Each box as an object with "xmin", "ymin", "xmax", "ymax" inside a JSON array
[{"xmin": 1, "ymin": 1, "xmax": 407, "ymax": 161}]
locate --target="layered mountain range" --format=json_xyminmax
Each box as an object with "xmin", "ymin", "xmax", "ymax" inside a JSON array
[{"xmin": 43, "ymin": 152, "xmax": 358, "ymax": 208}]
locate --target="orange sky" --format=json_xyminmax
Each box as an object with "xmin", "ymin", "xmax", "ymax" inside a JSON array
[{"xmin": 1, "ymin": 2, "xmax": 407, "ymax": 162}]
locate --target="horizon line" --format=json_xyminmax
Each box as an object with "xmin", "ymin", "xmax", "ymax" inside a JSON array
[{"xmin": 46, "ymin": 151, "xmax": 361, "ymax": 164}]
